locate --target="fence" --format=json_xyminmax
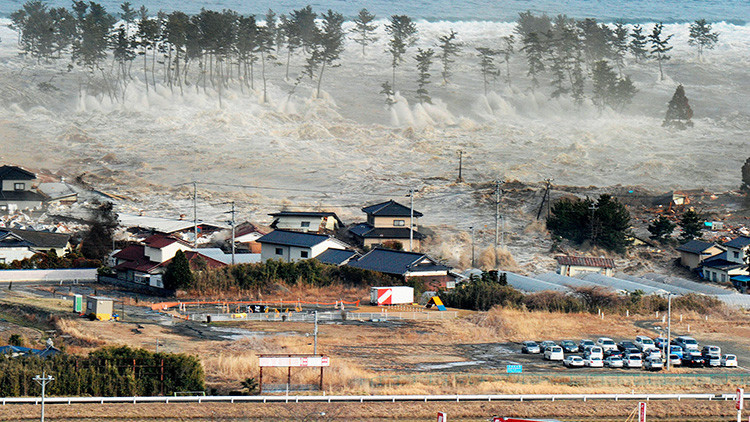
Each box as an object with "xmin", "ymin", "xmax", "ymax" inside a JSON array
[
  {"xmin": 0, "ymin": 268, "xmax": 97, "ymax": 283},
  {"xmin": 191, "ymin": 310, "xmax": 458, "ymax": 322},
  {"xmin": 367, "ymin": 372, "xmax": 750, "ymax": 389}
]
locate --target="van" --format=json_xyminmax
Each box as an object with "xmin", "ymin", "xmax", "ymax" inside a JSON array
[
  {"xmin": 584, "ymin": 346, "xmax": 603, "ymax": 360},
  {"xmin": 596, "ymin": 337, "xmax": 617, "ymax": 352},
  {"xmin": 674, "ymin": 336, "xmax": 699, "ymax": 352}
]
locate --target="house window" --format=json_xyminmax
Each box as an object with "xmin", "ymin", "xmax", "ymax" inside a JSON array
[
  {"xmin": 275, "ymin": 248, "xmax": 283, "ymax": 255},
  {"xmin": 712, "ymin": 272, "xmax": 717, "ymax": 282},
  {"xmin": 734, "ymin": 251, "xmax": 740, "ymax": 259},
  {"xmin": 13, "ymin": 183, "xmax": 24, "ymax": 191},
  {"xmin": 721, "ymin": 274, "xmax": 726, "ymax": 282},
  {"xmin": 300, "ymin": 251, "xmax": 309, "ymax": 258},
  {"xmin": 301, "ymin": 221, "xmax": 311, "ymax": 228},
  {"xmin": 393, "ymin": 220, "xmax": 405, "ymax": 226}
]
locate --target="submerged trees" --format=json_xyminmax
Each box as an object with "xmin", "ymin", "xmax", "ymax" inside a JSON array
[
  {"xmin": 591, "ymin": 60, "xmax": 636, "ymax": 111},
  {"xmin": 385, "ymin": 15, "xmax": 418, "ymax": 90},
  {"xmin": 309, "ymin": 9, "xmax": 345, "ymax": 98},
  {"xmin": 436, "ymin": 29, "xmax": 461, "ymax": 84},
  {"xmin": 649, "ymin": 22, "xmax": 673, "ymax": 81},
  {"xmin": 547, "ymin": 194, "xmax": 632, "ymax": 253},
  {"xmin": 351, "ymin": 8, "xmax": 377, "ymax": 57},
  {"xmin": 688, "ymin": 19, "xmax": 719, "ymax": 60},
  {"xmin": 476, "ymin": 47, "xmax": 499, "ymax": 95},
  {"xmin": 414, "ymin": 47, "xmax": 435, "ymax": 104},
  {"xmin": 663, "ymin": 84, "xmax": 693, "ymax": 128}
]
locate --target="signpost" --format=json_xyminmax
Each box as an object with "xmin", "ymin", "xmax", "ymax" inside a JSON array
[
  {"xmin": 258, "ymin": 354, "xmax": 330, "ymax": 394},
  {"xmin": 638, "ymin": 401, "xmax": 646, "ymax": 422},
  {"xmin": 437, "ymin": 412, "xmax": 447, "ymax": 422},
  {"xmin": 737, "ymin": 388, "xmax": 744, "ymax": 422},
  {"xmin": 506, "ymin": 364, "xmax": 523, "ymax": 374}
]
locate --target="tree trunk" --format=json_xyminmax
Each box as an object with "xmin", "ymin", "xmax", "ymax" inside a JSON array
[
  {"xmin": 286, "ymin": 49, "xmax": 292, "ymax": 80},
  {"xmin": 261, "ymin": 51, "xmax": 267, "ymax": 103},
  {"xmin": 143, "ymin": 47, "xmax": 149, "ymax": 93},
  {"xmin": 315, "ymin": 61, "xmax": 326, "ymax": 99}
]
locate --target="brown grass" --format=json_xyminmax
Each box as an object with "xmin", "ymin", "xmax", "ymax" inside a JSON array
[{"xmin": 52, "ymin": 316, "xmax": 107, "ymax": 348}]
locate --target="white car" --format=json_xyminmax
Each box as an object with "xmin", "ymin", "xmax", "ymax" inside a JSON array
[
  {"xmin": 721, "ymin": 354, "xmax": 738, "ymax": 367},
  {"xmin": 544, "ymin": 346, "xmax": 564, "ymax": 361},
  {"xmin": 584, "ymin": 346, "xmax": 604, "ymax": 360},
  {"xmin": 604, "ymin": 355, "xmax": 624, "ymax": 368},
  {"xmin": 643, "ymin": 349, "xmax": 662, "ymax": 360},
  {"xmin": 585, "ymin": 356, "xmax": 604, "ymax": 368},
  {"xmin": 669, "ymin": 354, "xmax": 682, "ymax": 367},
  {"xmin": 596, "ymin": 337, "xmax": 617, "ymax": 352},
  {"xmin": 674, "ymin": 336, "xmax": 699, "ymax": 352},
  {"xmin": 635, "ymin": 335, "xmax": 656, "ymax": 351},
  {"xmin": 644, "ymin": 356, "xmax": 664, "ymax": 371},
  {"xmin": 564, "ymin": 355, "xmax": 585, "ymax": 367},
  {"xmin": 625, "ymin": 354, "xmax": 643, "ymax": 368}
]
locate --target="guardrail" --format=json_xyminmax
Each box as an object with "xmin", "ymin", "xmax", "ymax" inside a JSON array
[
  {"xmin": 191, "ymin": 311, "xmax": 457, "ymax": 322},
  {"xmin": 0, "ymin": 392, "xmax": 739, "ymax": 406}
]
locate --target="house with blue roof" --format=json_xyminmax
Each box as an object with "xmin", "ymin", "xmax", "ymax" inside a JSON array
[
  {"xmin": 700, "ymin": 235, "xmax": 750, "ymax": 285},
  {"xmin": 348, "ymin": 248, "xmax": 457, "ymax": 289},
  {"xmin": 314, "ymin": 249, "xmax": 359, "ymax": 266},
  {"xmin": 257, "ymin": 229, "xmax": 352, "ymax": 263},
  {"xmin": 349, "ymin": 200, "xmax": 426, "ymax": 252}
]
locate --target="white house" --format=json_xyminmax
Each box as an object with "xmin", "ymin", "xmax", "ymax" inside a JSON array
[
  {"xmin": 556, "ymin": 255, "xmax": 615, "ymax": 277},
  {"xmin": 0, "ymin": 165, "xmax": 45, "ymax": 213},
  {"xmin": 269, "ymin": 211, "xmax": 343, "ymax": 233},
  {"xmin": 257, "ymin": 230, "xmax": 350, "ymax": 263},
  {"xmin": 701, "ymin": 235, "xmax": 750, "ymax": 283},
  {"xmin": 0, "ymin": 228, "xmax": 72, "ymax": 265}
]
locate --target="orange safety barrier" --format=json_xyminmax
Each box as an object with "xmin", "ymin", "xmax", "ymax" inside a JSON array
[{"xmin": 151, "ymin": 299, "xmax": 360, "ymax": 311}]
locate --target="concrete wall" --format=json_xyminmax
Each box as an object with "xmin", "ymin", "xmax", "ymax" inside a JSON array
[
  {"xmin": 0, "ymin": 247, "xmax": 36, "ymax": 264},
  {"xmin": 726, "ymin": 246, "xmax": 747, "ymax": 265},
  {"xmin": 274, "ymin": 216, "xmax": 338, "ymax": 232},
  {"xmin": 0, "ymin": 268, "xmax": 97, "ymax": 281},
  {"xmin": 145, "ymin": 242, "xmax": 192, "ymax": 263},
  {"xmin": 1, "ymin": 179, "xmax": 34, "ymax": 191}
]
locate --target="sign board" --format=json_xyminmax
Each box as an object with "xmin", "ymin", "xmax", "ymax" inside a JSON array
[
  {"xmin": 259, "ymin": 356, "xmax": 330, "ymax": 367},
  {"xmin": 506, "ymin": 364, "xmax": 523, "ymax": 373},
  {"xmin": 738, "ymin": 388, "xmax": 744, "ymax": 411},
  {"xmin": 437, "ymin": 412, "xmax": 447, "ymax": 422},
  {"xmin": 249, "ymin": 305, "xmax": 267, "ymax": 313},
  {"xmin": 638, "ymin": 402, "xmax": 646, "ymax": 422}
]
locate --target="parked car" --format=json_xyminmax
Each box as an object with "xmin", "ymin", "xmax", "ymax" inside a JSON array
[
  {"xmin": 579, "ymin": 339, "xmax": 596, "ymax": 351},
  {"xmin": 674, "ymin": 336, "xmax": 699, "ymax": 352},
  {"xmin": 669, "ymin": 345, "xmax": 684, "ymax": 359},
  {"xmin": 596, "ymin": 337, "xmax": 617, "ymax": 352},
  {"xmin": 643, "ymin": 349, "xmax": 662, "ymax": 360},
  {"xmin": 682, "ymin": 353, "xmax": 705, "ymax": 367},
  {"xmin": 585, "ymin": 356, "xmax": 604, "ymax": 368},
  {"xmin": 644, "ymin": 356, "xmax": 664, "ymax": 371},
  {"xmin": 604, "ymin": 355, "xmax": 624, "ymax": 368},
  {"xmin": 544, "ymin": 346, "xmax": 564, "ymax": 361},
  {"xmin": 624, "ymin": 354, "xmax": 643, "ymax": 368},
  {"xmin": 669, "ymin": 354, "xmax": 682, "ymax": 367},
  {"xmin": 604, "ymin": 349, "xmax": 623, "ymax": 358},
  {"xmin": 704, "ymin": 353, "xmax": 721, "ymax": 367},
  {"xmin": 618, "ymin": 341, "xmax": 637, "ymax": 352},
  {"xmin": 701, "ymin": 345, "xmax": 721, "ymax": 357},
  {"xmin": 635, "ymin": 335, "xmax": 657, "ymax": 351},
  {"xmin": 654, "ymin": 337, "xmax": 669, "ymax": 349},
  {"xmin": 522, "ymin": 341, "xmax": 541, "ymax": 354},
  {"xmin": 584, "ymin": 346, "xmax": 604, "ymax": 360},
  {"xmin": 721, "ymin": 354, "xmax": 738, "ymax": 367},
  {"xmin": 560, "ymin": 340, "xmax": 578, "ymax": 353},
  {"xmin": 564, "ymin": 355, "xmax": 585, "ymax": 367},
  {"xmin": 540, "ymin": 341, "xmax": 557, "ymax": 352},
  {"xmin": 623, "ymin": 347, "xmax": 641, "ymax": 357}
]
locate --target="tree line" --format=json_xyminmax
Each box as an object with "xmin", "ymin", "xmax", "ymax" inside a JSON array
[
  {"xmin": 9, "ymin": 2, "xmax": 721, "ymax": 113},
  {"xmin": 0, "ymin": 346, "xmax": 204, "ymax": 397}
]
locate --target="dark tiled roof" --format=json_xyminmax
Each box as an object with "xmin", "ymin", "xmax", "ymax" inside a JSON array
[
  {"xmin": 113, "ymin": 245, "xmax": 161, "ymax": 273},
  {"xmin": 314, "ymin": 249, "xmax": 359, "ymax": 266},
  {"xmin": 702, "ymin": 252, "xmax": 745, "ymax": 271},
  {"xmin": 257, "ymin": 230, "xmax": 332, "ymax": 248},
  {"xmin": 0, "ymin": 190, "xmax": 45, "ymax": 201},
  {"xmin": 362, "ymin": 200, "xmax": 423, "ymax": 217},
  {"xmin": 348, "ymin": 223, "xmax": 425, "ymax": 240},
  {"xmin": 555, "ymin": 255, "xmax": 615, "ymax": 269},
  {"xmin": 0, "ymin": 231, "xmax": 33, "ymax": 248},
  {"xmin": 725, "ymin": 236, "xmax": 750, "ymax": 249},
  {"xmin": 269, "ymin": 211, "xmax": 343, "ymax": 223},
  {"xmin": 348, "ymin": 248, "xmax": 448, "ymax": 276},
  {"xmin": 159, "ymin": 251, "xmax": 226, "ymax": 269},
  {"xmin": 0, "ymin": 165, "xmax": 36, "ymax": 180},
  {"xmin": 143, "ymin": 234, "xmax": 190, "ymax": 249},
  {"xmin": 677, "ymin": 240, "xmax": 718, "ymax": 254},
  {"xmin": 4, "ymin": 228, "xmax": 70, "ymax": 249},
  {"xmin": 113, "ymin": 244, "xmax": 145, "ymax": 261}
]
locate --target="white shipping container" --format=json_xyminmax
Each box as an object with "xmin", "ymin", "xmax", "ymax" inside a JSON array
[{"xmin": 370, "ymin": 286, "xmax": 414, "ymax": 305}]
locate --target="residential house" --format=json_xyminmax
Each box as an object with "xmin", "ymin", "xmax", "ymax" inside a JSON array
[
  {"xmin": 314, "ymin": 249, "xmax": 359, "ymax": 266},
  {"xmin": 38, "ymin": 181, "xmax": 79, "ymax": 205},
  {"xmin": 269, "ymin": 211, "xmax": 343, "ymax": 233},
  {"xmin": 701, "ymin": 235, "xmax": 750, "ymax": 283},
  {"xmin": 0, "ymin": 345, "xmax": 60, "ymax": 358},
  {"xmin": 257, "ymin": 230, "xmax": 350, "ymax": 263},
  {"xmin": 556, "ymin": 255, "xmax": 615, "ymax": 277},
  {"xmin": 118, "ymin": 213, "xmax": 229, "ymax": 244},
  {"xmin": 0, "ymin": 228, "xmax": 72, "ymax": 264},
  {"xmin": 349, "ymin": 200, "xmax": 425, "ymax": 251},
  {"xmin": 232, "ymin": 222, "xmax": 267, "ymax": 253},
  {"xmin": 0, "ymin": 165, "xmax": 45, "ymax": 213},
  {"xmin": 676, "ymin": 240, "xmax": 724, "ymax": 270},
  {"xmin": 348, "ymin": 248, "xmax": 457, "ymax": 289}
]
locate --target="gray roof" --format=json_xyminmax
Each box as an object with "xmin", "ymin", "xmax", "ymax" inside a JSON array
[
  {"xmin": 725, "ymin": 236, "xmax": 750, "ymax": 249},
  {"xmin": 362, "ymin": 200, "xmax": 423, "ymax": 218},
  {"xmin": 677, "ymin": 240, "xmax": 719, "ymax": 254},
  {"xmin": 0, "ymin": 165, "xmax": 35, "ymax": 180},
  {"xmin": 257, "ymin": 230, "xmax": 332, "ymax": 248},
  {"xmin": 578, "ymin": 273, "xmax": 668, "ymax": 295},
  {"xmin": 535, "ymin": 272, "xmax": 615, "ymax": 291},
  {"xmin": 349, "ymin": 223, "xmax": 425, "ymax": 240},
  {"xmin": 197, "ymin": 248, "xmax": 261, "ymax": 265},
  {"xmin": 641, "ymin": 273, "xmax": 734, "ymax": 295},
  {"xmin": 616, "ymin": 273, "xmax": 695, "ymax": 295},
  {"xmin": 502, "ymin": 271, "xmax": 571, "ymax": 293},
  {"xmin": 3, "ymin": 228, "xmax": 70, "ymax": 249},
  {"xmin": 348, "ymin": 248, "xmax": 448, "ymax": 276},
  {"xmin": 701, "ymin": 252, "xmax": 745, "ymax": 271},
  {"xmin": 314, "ymin": 249, "xmax": 359, "ymax": 266},
  {"xmin": 0, "ymin": 231, "xmax": 33, "ymax": 248}
]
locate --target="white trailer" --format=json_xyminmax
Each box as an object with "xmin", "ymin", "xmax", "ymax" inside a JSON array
[{"xmin": 370, "ymin": 286, "xmax": 414, "ymax": 305}]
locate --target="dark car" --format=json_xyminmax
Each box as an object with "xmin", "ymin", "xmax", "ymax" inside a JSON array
[
  {"xmin": 560, "ymin": 340, "xmax": 579, "ymax": 353},
  {"xmin": 624, "ymin": 347, "xmax": 641, "ymax": 357},
  {"xmin": 604, "ymin": 349, "xmax": 623, "ymax": 358},
  {"xmin": 682, "ymin": 354, "xmax": 705, "ymax": 367},
  {"xmin": 618, "ymin": 341, "xmax": 637, "ymax": 352}
]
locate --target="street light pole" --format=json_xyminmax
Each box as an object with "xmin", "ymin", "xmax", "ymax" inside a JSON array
[
  {"xmin": 666, "ymin": 293, "xmax": 672, "ymax": 370},
  {"xmin": 469, "ymin": 226, "xmax": 475, "ymax": 268},
  {"xmin": 313, "ymin": 310, "xmax": 319, "ymax": 355},
  {"xmin": 33, "ymin": 372, "xmax": 54, "ymax": 422}
]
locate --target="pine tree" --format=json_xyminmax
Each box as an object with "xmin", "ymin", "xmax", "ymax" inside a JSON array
[
  {"xmin": 629, "ymin": 24, "xmax": 648, "ymax": 63},
  {"xmin": 612, "ymin": 22, "xmax": 629, "ymax": 74},
  {"xmin": 741, "ymin": 157, "xmax": 750, "ymax": 192},
  {"xmin": 280, "ymin": 14, "xmax": 300, "ymax": 80},
  {"xmin": 310, "ymin": 9, "xmax": 345, "ymax": 98},
  {"xmin": 679, "ymin": 209, "xmax": 703, "ymax": 242},
  {"xmin": 264, "ymin": 9, "xmax": 279, "ymax": 51},
  {"xmin": 521, "ymin": 32, "xmax": 545, "ymax": 89},
  {"xmin": 415, "ymin": 47, "xmax": 434, "ymax": 104},
  {"xmin": 292, "ymin": 5, "xmax": 317, "ymax": 53},
  {"xmin": 436, "ymin": 29, "xmax": 461, "ymax": 84},
  {"xmin": 257, "ymin": 22, "xmax": 275, "ymax": 103},
  {"xmin": 570, "ymin": 50, "xmax": 585, "ymax": 105},
  {"xmin": 119, "ymin": 2, "xmax": 136, "ymax": 34},
  {"xmin": 235, "ymin": 14, "xmax": 259, "ymax": 90},
  {"xmin": 350, "ymin": 8, "xmax": 377, "ymax": 57},
  {"xmin": 688, "ymin": 19, "xmax": 719, "ymax": 60},
  {"xmin": 592, "ymin": 60, "xmax": 618, "ymax": 109},
  {"xmin": 663, "ymin": 84, "xmax": 693, "ymax": 128},
  {"xmin": 385, "ymin": 15, "xmax": 418, "ymax": 90},
  {"xmin": 577, "ymin": 18, "xmax": 614, "ymax": 64},
  {"xmin": 649, "ymin": 22, "xmax": 672, "ymax": 81},
  {"xmin": 380, "ymin": 81, "xmax": 396, "ymax": 108},
  {"xmin": 476, "ymin": 47, "xmax": 499, "ymax": 95},
  {"xmin": 499, "ymin": 35, "xmax": 514, "ymax": 86},
  {"xmin": 648, "ymin": 216, "xmax": 676, "ymax": 242},
  {"xmin": 163, "ymin": 250, "xmax": 194, "ymax": 290}
]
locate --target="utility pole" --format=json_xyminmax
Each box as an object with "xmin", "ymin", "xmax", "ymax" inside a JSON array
[
  {"xmin": 408, "ymin": 188, "xmax": 415, "ymax": 252},
  {"xmin": 666, "ymin": 293, "xmax": 672, "ymax": 370},
  {"xmin": 589, "ymin": 203, "xmax": 598, "ymax": 242},
  {"xmin": 457, "ymin": 150, "xmax": 464, "ymax": 183},
  {"xmin": 535, "ymin": 178, "xmax": 553, "ymax": 220},
  {"xmin": 313, "ymin": 310, "xmax": 319, "ymax": 354},
  {"xmin": 230, "ymin": 201, "xmax": 236, "ymax": 265},
  {"xmin": 193, "ymin": 181, "xmax": 198, "ymax": 248},
  {"xmin": 469, "ymin": 226, "xmax": 475, "ymax": 268},
  {"xmin": 33, "ymin": 372, "xmax": 54, "ymax": 422},
  {"xmin": 494, "ymin": 181, "xmax": 501, "ymax": 268}
]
